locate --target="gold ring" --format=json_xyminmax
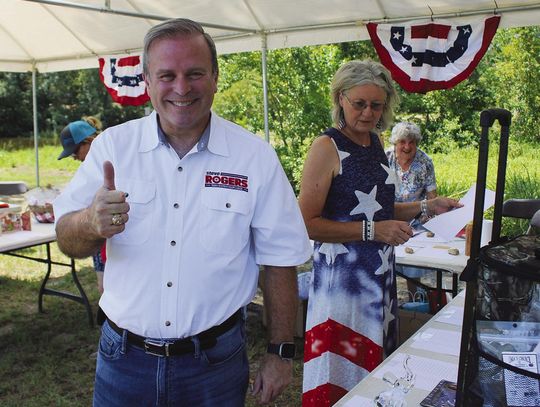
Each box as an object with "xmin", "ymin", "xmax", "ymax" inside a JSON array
[{"xmin": 111, "ymin": 213, "xmax": 123, "ymax": 226}]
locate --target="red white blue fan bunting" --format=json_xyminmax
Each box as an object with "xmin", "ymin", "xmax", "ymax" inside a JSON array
[
  {"xmin": 367, "ymin": 16, "xmax": 500, "ymax": 93},
  {"xmin": 98, "ymin": 55, "xmax": 150, "ymax": 106}
]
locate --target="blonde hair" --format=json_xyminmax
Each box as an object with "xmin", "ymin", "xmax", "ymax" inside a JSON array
[
  {"xmin": 81, "ymin": 116, "xmax": 103, "ymax": 135},
  {"xmin": 81, "ymin": 116, "xmax": 103, "ymax": 138},
  {"xmin": 331, "ymin": 60, "xmax": 399, "ymax": 131}
]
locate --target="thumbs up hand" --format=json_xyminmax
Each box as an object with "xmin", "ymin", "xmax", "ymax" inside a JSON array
[
  {"xmin": 88, "ymin": 161, "xmax": 130, "ymax": 238},
  {"xmin": 103, "ymin": 160, "xmax": 116, "ymax": 191}
]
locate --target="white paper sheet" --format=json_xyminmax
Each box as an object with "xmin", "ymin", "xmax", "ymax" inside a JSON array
[
  {"xmin": 422, "ymin": 184, "xmax": 496, "ymax": 241},
  {"xmin": 410, "ymin": 328, "xmax": 462, "ymax": 356},
  {"xmin": 434, "ymin": 305, "xmax": 464, "ymax": 326},
  {"xmin": 372, "ymin": 352, "xmax": 458, "ymax": 391},
  {"xmin": 341, "ymin": 395, "xmax": 374, "ymax": 406}
]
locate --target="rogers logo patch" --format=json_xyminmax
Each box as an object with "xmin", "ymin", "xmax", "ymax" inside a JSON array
[{"xmin": 205, "ymin": 171, "xmax": 248, "ymax": 192}]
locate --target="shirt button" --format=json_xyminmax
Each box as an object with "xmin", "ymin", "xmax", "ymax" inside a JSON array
[
  {"xmin": 170, "ymin": 241, "xmax": 176, "ymax": 246},
  {"xmin": 173, "ymin": 203, "xmax": 179, "ymax": 209},
  {"xmin": 177, "ymin": 166, "xmax": 183, "ymax": 172},
  {"xmin": 165, "ymin": 321, "xmax": 171, "ymax": 326},
  {"xmin": 226, "ymin": 202, "xmax": 231, "ymax": 208},
  {"xmin": 167, "ymin": 281, "xmax": 173, "ymax": 287}
]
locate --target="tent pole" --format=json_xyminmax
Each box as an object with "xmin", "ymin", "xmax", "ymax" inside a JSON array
[
  {"xmin": 261, "ymin": 34, "xmax": 270, "ymax": 142},
  {"xmin": 32, "ymin": 65, "xmax": 40, "ymax": 187}
]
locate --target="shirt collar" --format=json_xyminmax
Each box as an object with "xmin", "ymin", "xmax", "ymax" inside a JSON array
[
  {"xmin": 138, "ymin": 110, "xmax": 229, "ymax": 157},
  {"xmin": 206, "ymin": 112, "xmax": 229, "ymax": 157}
]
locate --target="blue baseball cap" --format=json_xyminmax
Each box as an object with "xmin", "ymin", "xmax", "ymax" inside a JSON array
[{"xmin": 57, "ymin": 120, "xmax": 97, "ymax": 160}]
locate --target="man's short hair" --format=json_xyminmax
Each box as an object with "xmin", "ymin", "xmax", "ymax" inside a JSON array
[{"xmin": 143, "ymin": 18, "xmax": 218, "ymax": 77}]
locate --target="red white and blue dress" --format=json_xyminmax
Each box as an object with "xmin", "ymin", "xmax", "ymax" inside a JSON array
[{"xmin": 302, "ymin": 128, "xmax": 398, "ymax": 406}]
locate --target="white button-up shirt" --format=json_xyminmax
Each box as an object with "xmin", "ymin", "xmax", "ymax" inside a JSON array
[{"xmin": 54, "ymin": 111, "xmax": 312, "ymax": 338}]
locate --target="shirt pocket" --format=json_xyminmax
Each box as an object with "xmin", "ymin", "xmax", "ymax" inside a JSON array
[
  {"xmin": 113, "ymin": 178, "xmax": 156, "ymax": 245},
  {"xmin": 200, "ymin": 189, "xmax": 252, "ymax": 254}
]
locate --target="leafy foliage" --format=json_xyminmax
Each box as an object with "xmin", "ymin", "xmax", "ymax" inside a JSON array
[{"xmin": 480, "ymin": 26, "xmax": 540, "ymax": 143}]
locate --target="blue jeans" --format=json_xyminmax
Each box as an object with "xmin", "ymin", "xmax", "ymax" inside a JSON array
[{"xmin": 93, "ymin": 317, "xmax": 249, "ymax": 407}]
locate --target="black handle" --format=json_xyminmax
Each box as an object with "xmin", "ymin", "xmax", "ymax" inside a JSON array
[
  {"xmin": 469, "ymin": 108, "xmax": 512, "ymax": 261},
  {"xmin": 480, "ymin": 108, "xmax": 512, "ymax": 128}
]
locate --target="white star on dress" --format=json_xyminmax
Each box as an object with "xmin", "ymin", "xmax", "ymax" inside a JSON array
[
  {"xmin": 374, "ymin": 246, "xmax": 391, "ymax": 275},
  {"xmin": 336, "ymin": 148, "xmax": 350, "ymax": 175},
  {"xmin": 318, "ymin": 243, "xmax": 349, "ymax": 265},
  {"xmin": 383, "ymin": 300, "xmax": 396, "ymax": 335},
  {"xmin": 381, "ymin": 163, "xmax": 399, "ymax": 188},
  {"xmin": 349, "ymin": 185, "xmax": 382, "ymax": 220}
]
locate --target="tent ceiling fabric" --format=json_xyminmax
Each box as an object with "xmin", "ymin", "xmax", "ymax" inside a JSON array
[{"xmin": 2, "ymin": 0, "xmax": 540, "ymax": 73}]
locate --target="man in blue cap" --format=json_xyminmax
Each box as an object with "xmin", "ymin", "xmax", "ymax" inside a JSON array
[{"xmin": 57, "ymin": 119, "xmax": 100, "ymax": 161}]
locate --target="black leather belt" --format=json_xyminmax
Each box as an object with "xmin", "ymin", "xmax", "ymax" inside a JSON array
[{"xmin": 106, "ymin": 310, "xmax": 241, "ymax": 357}]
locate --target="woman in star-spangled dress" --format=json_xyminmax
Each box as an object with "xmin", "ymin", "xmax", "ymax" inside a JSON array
[{"xmin": 298, "ymin": 60, "xmax": 461, "ymax": 407}]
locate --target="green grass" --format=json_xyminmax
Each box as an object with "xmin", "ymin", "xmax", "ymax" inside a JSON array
[
  {"xmin": 0, "ymin": 250, "xmax": 100, "ymax": 406},
  {"xmin": 0, "ymin": 144, "xmax": 80, "ymax": 189}
]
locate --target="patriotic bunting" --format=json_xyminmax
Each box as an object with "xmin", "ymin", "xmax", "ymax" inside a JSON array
[
  {"xmin": 98, "ymin": 55, "xmax": 150, "ymax": 106},
  {"xmin": 367, "ymin": 16, "xmax": 500, "ymax": 93}
]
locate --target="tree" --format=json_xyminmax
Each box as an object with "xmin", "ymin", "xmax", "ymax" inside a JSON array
[
  {"xmin": 481, "ymin": 26, "xmax": 540, "ymax": 142},
  {"xmin": 0, "ymin": 73, "xmax": 34, "ymax": 138}
]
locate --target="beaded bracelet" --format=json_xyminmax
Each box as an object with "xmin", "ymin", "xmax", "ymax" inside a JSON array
[
  {"xmin": 421, "ymin": 198, "xmax": 429, "ymax": 217},
  {"xmin": 361, "ymin": 220, "xmax": 375, "ymax": 241},
  {"xmin": 362, "ymin": 221, "xmax": 367, "ymax": 241}
]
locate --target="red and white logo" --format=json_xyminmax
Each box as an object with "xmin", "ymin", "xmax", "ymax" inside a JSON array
[
  {"xmin": 205, "ymin": 171, "xmax": 249, "ymax": 192},
  {"xmin": 98, "ymin": 55, "xmax": 150, "ymax": 106},
  {"xmin": 367, "ymin": 16, "xmax": 500, "ymax": 93}
]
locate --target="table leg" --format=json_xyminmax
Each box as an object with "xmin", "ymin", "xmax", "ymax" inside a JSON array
[
  {"xmin": 38, "ymin": 242, "xmax": 53, "ymax": 313},
  {"xmin": 436, "ymin": 270, "xmax": 443, "ymax": 311},
  {"xmin": 69, "ymin": 257, "xmax": 94, "ymax": 327},
  {"xmin": 37, "ymin": 243, "xmax": 94, "ymax": 327}
]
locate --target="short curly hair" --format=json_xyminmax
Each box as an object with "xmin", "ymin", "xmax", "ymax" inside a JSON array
[
  {"xmin": 389, "ymin": 122, "xmax": 422, "ymax": 145},
  {"xmin": 331, "ymin": 60, "xmax": 399, "ymax": 131}
]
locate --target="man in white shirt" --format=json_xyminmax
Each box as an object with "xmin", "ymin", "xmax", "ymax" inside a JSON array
[{"xmin": 54, "ymin": 18, "xmax": 311, "ymax": 407}]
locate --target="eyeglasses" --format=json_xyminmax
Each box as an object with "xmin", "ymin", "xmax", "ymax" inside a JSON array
[{"xmin": 341, "ymin": 92, "xmax": 385, "ymax": 112}]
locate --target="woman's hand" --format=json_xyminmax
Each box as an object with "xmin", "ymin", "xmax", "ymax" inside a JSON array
[
  {"xmin": 374, "ymin": 220, "xmax": 413, "ymax": 246},
  {"xmin": 427, "ymin": 197, "xmax": 463, "ymax": 216}
]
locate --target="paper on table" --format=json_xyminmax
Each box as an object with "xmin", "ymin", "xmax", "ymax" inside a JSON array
[
  {"xmin": 372, "ymin": 353, "xmax": 458, "ymax": 391},
  {"xmin": 341, "ymin": 395, "xmax": 374, "ymax": 406},
  {"xmin": 423, "ymin": 184, "xmax": 496, "ymax": 241},
  {"xmin": 408, "ymin": 231, "xmax": 448, "ymax": 244},
  {"xmin": 410, "ymin": 328, "xmax": 462, "ymax": 356},
  {"xmin": 435, "ymin": 305, "xmax": 464, "ymax": 326}
]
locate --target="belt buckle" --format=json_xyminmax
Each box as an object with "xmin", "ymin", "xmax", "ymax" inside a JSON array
[{"xmin": 144, "ymin": 339, "xmax": 170, "ymax": 357}]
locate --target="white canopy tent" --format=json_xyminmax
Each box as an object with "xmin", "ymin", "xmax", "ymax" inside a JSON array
[
  {"xmin": 4, "ymin": 0, "xmax": 540, "ymax": 72},
  {"xmin": 2, "ymin": 0, "xmax": 540, "ymax": 184}
]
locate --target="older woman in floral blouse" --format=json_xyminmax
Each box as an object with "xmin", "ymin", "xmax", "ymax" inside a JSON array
[{"xmin": 386, "ymin": 121, "xmax": 437, "ymax": 293}]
